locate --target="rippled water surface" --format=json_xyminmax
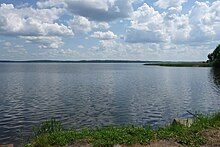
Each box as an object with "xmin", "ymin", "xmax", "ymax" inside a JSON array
[{"xmin": 0, "ymin": 63, "xmax": 220, "ymax": 145}]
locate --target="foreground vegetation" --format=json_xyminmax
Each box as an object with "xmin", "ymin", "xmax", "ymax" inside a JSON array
[{"xmin": 25, "ymin": 112, "xmax": 220, "ymax": 147}]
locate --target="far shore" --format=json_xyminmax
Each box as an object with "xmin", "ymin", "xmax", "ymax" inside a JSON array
[{"xmin": 144, "ymin": 62, "xmax": 211, "ymax": 67}]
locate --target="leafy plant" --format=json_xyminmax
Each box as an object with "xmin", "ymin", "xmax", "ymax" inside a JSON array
[{"xmin": 33, "ymin": 118, "xmax": 63, "ymax": 137}]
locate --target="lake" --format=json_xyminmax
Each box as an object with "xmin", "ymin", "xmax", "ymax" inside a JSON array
[{"xmin": 0, "ymin": 63, "xmax": 220, "ymax": 145}]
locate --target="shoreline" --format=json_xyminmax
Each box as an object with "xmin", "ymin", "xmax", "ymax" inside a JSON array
[
  {"xmin": 144, "ymin": 62, "xmax": 211, "ymax": 67},
  {"xmin": 25, "ymin": 112, "xmax": 220, "ymax": 147}
]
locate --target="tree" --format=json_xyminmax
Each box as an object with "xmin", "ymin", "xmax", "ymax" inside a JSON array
[{"xmin": 207, "ymin": 44, "xmax": 220, "ymax": 67}]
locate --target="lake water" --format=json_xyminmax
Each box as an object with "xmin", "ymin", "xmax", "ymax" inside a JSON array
[{"xmin": 0, "ymin": 63, "xmax": 220, "ymax": 145}]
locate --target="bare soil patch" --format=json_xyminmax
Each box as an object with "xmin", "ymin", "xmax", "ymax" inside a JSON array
[{"xmin": 201, "ymin": 127, "xmax": 220, "ymax": 147}]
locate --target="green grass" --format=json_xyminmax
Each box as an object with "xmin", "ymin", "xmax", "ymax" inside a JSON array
[
  {"xmin": 144, "ymin": 62, "xmax": 212, "ymax": 67},
  {"xmin": 26, "ymin": 112, "xmax": 220, "ymax": 147}
]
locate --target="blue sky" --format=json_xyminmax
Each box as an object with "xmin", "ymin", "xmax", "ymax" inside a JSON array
[{"xmin": 0, "ymin": 0, "xmax": 219, "ymax": 61}]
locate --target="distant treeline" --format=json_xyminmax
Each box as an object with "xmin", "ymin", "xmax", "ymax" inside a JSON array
[{"xmin": 0, "ymin": 60, "xmax": 151, "ymax": 63}]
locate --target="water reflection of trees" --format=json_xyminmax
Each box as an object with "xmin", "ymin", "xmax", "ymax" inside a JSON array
[{"xmin": 210, "ymin": 68, "xmax": 220, "ymax": 89}]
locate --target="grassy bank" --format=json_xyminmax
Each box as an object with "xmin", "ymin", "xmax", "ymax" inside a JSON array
[
  {"xmin": 25, "ymin": 112, "xmax": 220, "ymax": 147},
  {"xmin": 144, "ymin": 62, "xmax": 211, "ymax": 67}
]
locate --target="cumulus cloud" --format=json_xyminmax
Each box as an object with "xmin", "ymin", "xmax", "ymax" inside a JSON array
[
  {"xmin": 91, "ymin": 31, "xmax": 117, "ymax": 40},
  {"xmin": 131, "ymin": 3, "xmax": 163, "ymax": 30},
  {"xmin": 163, "ymin": 7, "xmax": 190, "ymax": 44},
  {"xmin": 4, "ymin": 41, "xmax": 12, "ymax": 47},
  {"xmin": 65, "ymin": 0, "xmax": 134, "ymax": 21},
  {"xmin": 77, "ymin": 45, "xmax": 84, "ymax": 49},
  {"xmin": 188, "ymin": 1, "xmax": 220, "ymax": 42},
  {"xmin": 20, "ymin": 36, "xmax": 64, "ymax": 49},
  {"xmin": 36, "ymin": 0, "xmax": 67, "ymax": 8},
  {"xmin": 125, "ymin": 1, "xmax": 220, "ymax": 45},
  {"xmin": 47, "ymin": 48, "xmax": 80, "ymax": 57},
  {"xmin": 0, "ymin": 3, "xmax": 72, "ymax": 36},
  {"xmin": 1, "ymin": 0, "xmax": 220, "ymax": 60},
  {"xmin": 87, "ymin": 39, "xmax": 208, "ymax": 61},
  {"xmin": 68, "ymin": 16, "xmax": 110, "ymax": 34},
  {"xmin": 30, "ymin": 48, "xmax": 80, "ymax": 60},
  {"xmin": 125, "ymin": 29, "xmax": 167, "ymax": 43},
  {"xmin": 68, "ymin": 16, "xmax": 92, "ymax": 34},
  {"xmin": 0, "ymin": 3, "xmax": 73, "ymax": 48},
  {"xmin": 0, "ymin": 40, "xmax": 28, "ymax": 60},
  {"xmin": 88, "ymin": 40, "xmax": 129, "ymax": 59},
  {"xmin": 154, "ymin": 0, "xmax": 187, "ymax": 9},
  {"xmin": 164, "ymin": 1, "xmax": 220, "ymax": 43},
  {"xmin": 125, "ymin": 3, "xmax": 168, "ymax": 43}
]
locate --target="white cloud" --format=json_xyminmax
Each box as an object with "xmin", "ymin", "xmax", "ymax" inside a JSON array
[
  {"xmin": 0, "ymin": 3, "xmax": 73, "ymax": 36},
  {"xmin": 86, "ymin": 39, "xmax": 170, "ymax": 60},
  {"xmin": 163, "ymin": 8, "xmax": 191, "ymax": 44},
  {"xmin": 65, "ymin": 0, "xmax": 134, "ymax": 21},
  {"xmin": 97, "ymin": 22, "xmax": 111, "ymax": 30},
  {"xmin": 0, "ymin": 3, "xmax": 73, "ymax": 48},
  {"xmin": 68, "ymin": 16, "xmax": 110, "ymax": 34},
  {"xmin": 126, "ymin": 1, "xmax": 220, "ymax": 45},
  {"xmin": 126, "ymin": 3, "xmax": 168, "ymax": 43},
  {"xmin": 4, "ymin": 41, "xmax": 12, "ymax": 47},
  {"xmin": 168, "ymin": 1, "xmax": 220, "ymax": 44},
  {"xmin": 20, "ymin": 36, "xmax": 64, "ymax": 49},
  {"xmin": 87, "ymin": 39, "xmax": 210, "ymax": 61},
  {"xmin": 88, "ymin": 40, "xmax": 129, "ymax": 59},
  {"xmin": 77, "ymin": 45, "xmax": 84, "ymax": 49},
  {"xmin": 36, "ymin": 0, "xmax": 66, "ymax": 8},
  {"xmin": 154, "ymin": 0, "xmax": 187, "ymax": 9},
  {"xmin": 188, "ymin": 1, "xmax": 220, "ymax": 42},
  {"xmin": 131, "ymin": 3, "xmax": 163, "ymax": 29},
  {"xmin": 15, "ymin": 45, "xmax": 24, "ymax": 48},
  {"xmin": 30, "ymin": 48, "xmax": 80, "ymax": 60},
  {"xmin": 125, "ymin": 29, "xmax": 167, "ymax": 43},
  {"xmin": 48, "ymin": 48, "xmax": 80, "ymax": 57},
  {"xmin": 1, "ymin": 40, "xmax": 24, "ymax": 49},
  {"xmin": 0, "ymin": 40, "xmax": 28, "ymax": 60},
  {"xmin": 91, "ymin": 31, "xmax": 117, "ymax": 40},
  {"xmin": 1, "ymin": 0, "xmax": 220, "ymax": 61}
]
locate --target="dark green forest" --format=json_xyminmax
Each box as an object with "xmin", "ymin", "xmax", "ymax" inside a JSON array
[{"xmin": 208, "ymin": 44, "xmax": 220, "ymax": 67}]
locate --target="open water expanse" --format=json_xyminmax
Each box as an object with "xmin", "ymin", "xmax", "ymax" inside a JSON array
[{"xmin": 0, "ymin": 63, "xmax": 220, "ymax": 145}]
